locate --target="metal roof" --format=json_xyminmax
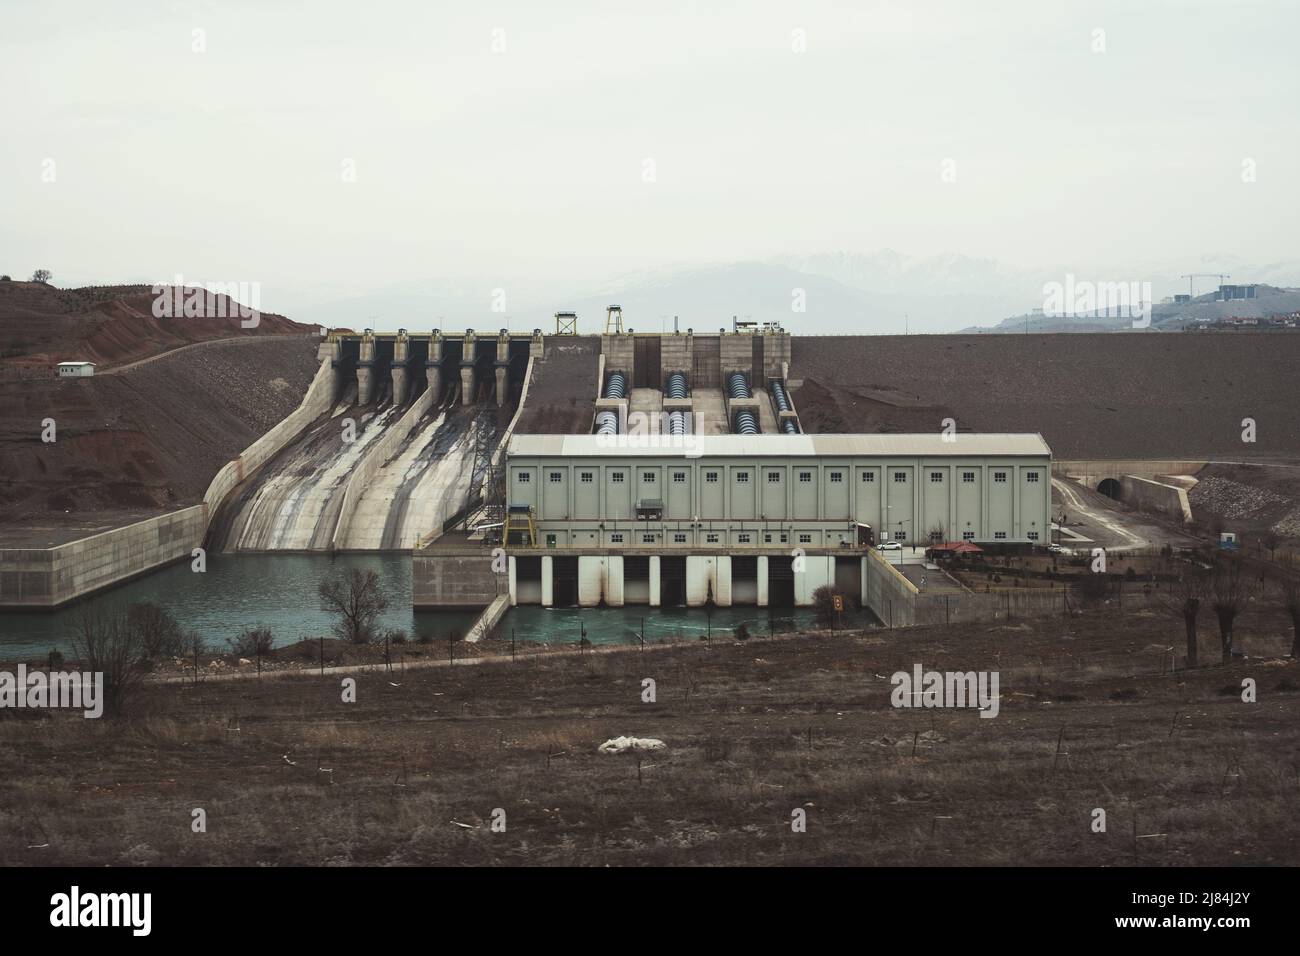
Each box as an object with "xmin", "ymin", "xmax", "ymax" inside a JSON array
[{"xmin": 508, "ymin": 433, "xmax": 1052, "ymax": 458}]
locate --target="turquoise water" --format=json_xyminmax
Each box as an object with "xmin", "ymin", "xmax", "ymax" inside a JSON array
[
  {"xmin": 0, "ymin": 553, "xmax": 477, "ymax": 659},
  {"xmin": 498, "ymin": 604, "xmax": 822, "ymax": 648},
  {"xmin": 0, "ymin": 553, "xmax": 847, "ymax": 660}
]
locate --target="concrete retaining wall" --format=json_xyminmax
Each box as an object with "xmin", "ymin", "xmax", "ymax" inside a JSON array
[
  {"xmin": 412, "ymin": 551, "xmax": 503, "ymax": 608},
  {"xmin": 1119, "ymin": 475, "xmax": 1193, "ymax": 523},
  {"xmin": 1054, "ymin": 459, "xmax": 1208, "ymax": 486},
  {"xmin": 0, "ymin": 507, "xmax": 207, "ymax": 607},
  {"xmin": 862, "ymin": 547, "xmax": 918, "ymax": 627},
  {"xmin": 1, "ymin": 353, "xmax": 336, "ymax": 608},
  {"xmin": 203, "ymin": 352, "xmax": 338, "ymax": 516}
]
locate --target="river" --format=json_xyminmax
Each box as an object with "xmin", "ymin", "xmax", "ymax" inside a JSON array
[{"xmin": 0, "ymin": 553, "xmax": 828, "ymax": 659}]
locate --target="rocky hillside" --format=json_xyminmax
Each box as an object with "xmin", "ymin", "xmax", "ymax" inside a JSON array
[
  {"xmin": 0, "ymin": 281, "xmax": 323, "ymax": 542},
  {"xmin": 0, "ymin": 280, "xmax": 315, "ymax": 368}
]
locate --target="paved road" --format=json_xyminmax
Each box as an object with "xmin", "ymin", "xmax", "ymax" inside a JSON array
[
  {"xmin": 101, "ymin": 333, "xmax": 316, "ymax": 375},
  {"xmin": 1051, "ymin": 477, "xmax": 1199, "ymax": 552}
]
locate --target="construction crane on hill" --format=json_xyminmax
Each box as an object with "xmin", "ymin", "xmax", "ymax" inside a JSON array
[{"xmin": 1181, "ymin": 273, "xmax": 1230, "ymax": 298}]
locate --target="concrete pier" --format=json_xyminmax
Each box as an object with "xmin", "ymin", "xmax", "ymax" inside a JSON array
[
  {"xmin": 357, "ymin": 331, "xmax": 376, "ymax": 404},
  {"xmin": 391, "ymin": 329, "xmax": 409, "ymax": 405},
  {"xmin": 495, "ymin": 329, "xmax": 510, "ymax": 407},
  {"xmin": 426, "ymin": 330, "xmax": 444, "ymax": 402},
  {"xmin": 460, "ymin": 329, "xmax": 477, "ymax": 405}
]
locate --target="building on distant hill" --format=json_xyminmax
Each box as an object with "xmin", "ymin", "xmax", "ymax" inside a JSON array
[
  {"xmin": 1218, "ymin": 284, "xmax": 1258, "ymax": 300},
  {"xmin": 56, "ymin": 361, "xmax": 96, "ymax": 377}
]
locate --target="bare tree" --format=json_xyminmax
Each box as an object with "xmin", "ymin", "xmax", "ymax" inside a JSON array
[
  {"xmin": 1162, "ymin": 568, "xmax": 1206, "ymax": 667},
  {"xmin": 30, "ymin": 268, "xmax": 51, "ymax": 283},
  {"xmin": 1261, "ymin": 531, "xmax": 1281, "ymax": 562},
  {"xmin": 70, "ymin": 605, "xmax": 145, "ymax": 717},
  {"xmin": 1284, "ymin": 578, "xmax": 1300, "ymax": 659},
  {"xmin": 128, "ymin": 602, "xmax": 184, "ymax": 659},
  {"xmin": 1210, "ymin": 556, "xmax": 1248, "ymax": 664},
  {"xmin": 318, "ymin": 569, "xmax": 389, "ymax": 644}
]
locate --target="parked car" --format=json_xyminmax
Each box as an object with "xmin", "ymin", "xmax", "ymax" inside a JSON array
[{"xmin": 877, "ymin": 541, "xmax": 903, "ymax": 551}]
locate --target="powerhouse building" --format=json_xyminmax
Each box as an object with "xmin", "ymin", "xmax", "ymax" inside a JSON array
[{"xmin": 500, "ymin": 431, "xmax": 1051, "ymax": 609}]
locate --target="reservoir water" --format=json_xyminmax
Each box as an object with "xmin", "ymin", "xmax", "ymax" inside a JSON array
[{"xmin": 0, "ymin": 553, "xmax": 827, "ymax": 659}]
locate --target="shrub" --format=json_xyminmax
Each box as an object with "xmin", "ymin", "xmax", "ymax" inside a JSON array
[
  {"xmin": 227, "ymin": 627, "xmax": 274, "ymax": 657},
  {"xmin": 385, "ymin": 628, "xmax": 408, "ymax": 645},
  {"xmin": 811, "ymin": 585, "xmax": 836, "ymax": 627},
  {"xmin": 735, "ymin": 622, "xmax": 751, "ymax": 641},
  {"xmin": 47, "ymin": 648, "xmax": 64, "ymax": 669}
]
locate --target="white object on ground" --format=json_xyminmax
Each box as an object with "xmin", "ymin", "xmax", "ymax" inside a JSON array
[{"xmin": 598, "ymin": 736, "xmax": 667, "ymax": 755}]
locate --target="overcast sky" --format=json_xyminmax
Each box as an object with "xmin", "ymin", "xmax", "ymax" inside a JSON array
[{"xmin": 2, "ymin": 0, "xmax": 1296, "ymax": 318}]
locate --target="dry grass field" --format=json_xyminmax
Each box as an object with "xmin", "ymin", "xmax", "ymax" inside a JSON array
[{"xmin": 1, "ymin": 607, "xmax": 1297, "ymax": 867}]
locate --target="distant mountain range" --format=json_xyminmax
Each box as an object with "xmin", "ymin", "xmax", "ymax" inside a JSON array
[
  {"xmin": 968, "ymin": 284, "xmax": 1300, "ymax": 334},
  {"xmin": 290, "ymin": 251, "xmax": 1300, "ymax": 335}
]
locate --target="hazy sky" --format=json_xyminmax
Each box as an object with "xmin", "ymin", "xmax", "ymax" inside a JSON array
[{"xmin": 2, "ymin": 0, "xmax": 1297, "ymax": 317}]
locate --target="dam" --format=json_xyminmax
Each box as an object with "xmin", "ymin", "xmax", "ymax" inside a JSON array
[
  {"xmin": 207, "ymin": 327, "xmax": 533, "ymax": 553},
  {"xmin": 6, "ymin": 317, "xmax": 1299, "ymax": 619}
]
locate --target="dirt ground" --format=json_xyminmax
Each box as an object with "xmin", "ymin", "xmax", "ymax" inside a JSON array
[
  {"xmin": 0, "ymin": 282, "xmax": 323, "ymax": 536},
  {"xmin": 0, "ymin": 281, "xmax": 314, "ymax": 368},
  {"xmin": 0, "ymin": 337, "xmax": 320, "ymax": 532},
  {"xmin": 2, "ymin": 609, "xmax": 1295, "ymax": 867},
  {"xmin": 789, "ymin": 333, "xmax": 1300, "ymax": 461}
]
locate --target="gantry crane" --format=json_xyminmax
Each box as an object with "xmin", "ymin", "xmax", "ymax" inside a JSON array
[{"xmin": 1180, "ymin": 273, "xmax": 1230, "ymax": 298}]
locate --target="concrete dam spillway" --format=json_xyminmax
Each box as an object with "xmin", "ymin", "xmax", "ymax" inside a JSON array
[{"xmin": 208, "ymin": 329, "xmax": 532, "ymax": 553}]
